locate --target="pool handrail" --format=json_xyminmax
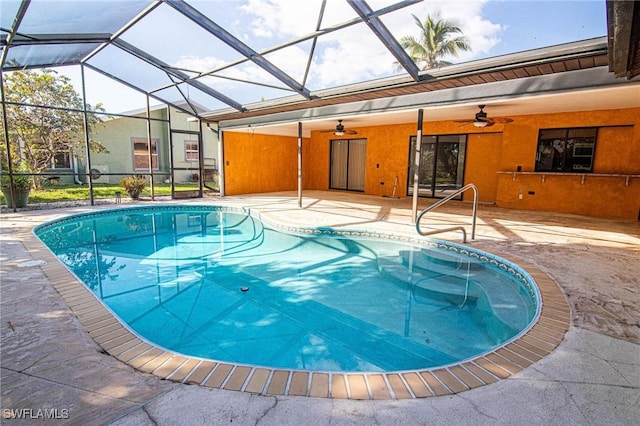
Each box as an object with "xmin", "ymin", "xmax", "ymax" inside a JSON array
[{"xmin": 415, "ymin": 183, "xmax": 478, "ymax": 243}]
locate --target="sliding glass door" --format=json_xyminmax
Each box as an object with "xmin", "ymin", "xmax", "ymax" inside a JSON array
[
  {"xmin": 330, "ymin": 138, "xmax": 366, "ymax": 191},
  {"xmin": 407, "ymin": 134, "xmax": 467, "ymax": 198}
]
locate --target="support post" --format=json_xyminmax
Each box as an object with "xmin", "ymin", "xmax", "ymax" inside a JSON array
[
  {"xmin": 146, "ymin": 95, "xmax": 155, "ymax": 200},
  {"xmin": 167, "ymin": 107, "xmax": 175, "ymax": 197},
  {"xmin": 80, "ymin": 64, "xmax": 95, "ymax": 206},
  {"xmin": 297, "ymin": 121, "xmax": 302, "ymax": 208},
  {"xmin": 411, "ymin": 109, "xmax": 423, "ymax": 223},
  {"xmin": 218, "ymin": 130, "xmax": 225, "ymax": 197},
  {"xmin": 0, "ymin": 71, "xmax": 17, "ymax": 212},
  {"xmin": 198, "ymin": 119, "xmax": 204, "ymax": 197}
]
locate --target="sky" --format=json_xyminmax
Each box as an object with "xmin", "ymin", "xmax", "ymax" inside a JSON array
[{"xmin": 52, "ymin": 0, "xmax": 608, "ymax": 114}]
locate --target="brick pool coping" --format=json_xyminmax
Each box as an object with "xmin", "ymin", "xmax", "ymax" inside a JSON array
[{"xmin": 24, "ymin": 217, "xmax": 571, "ymax": 400}]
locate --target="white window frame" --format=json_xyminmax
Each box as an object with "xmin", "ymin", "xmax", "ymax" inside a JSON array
[{"xmin": 184, "ymin": 140, "xmax": 199, "ymax": 162}]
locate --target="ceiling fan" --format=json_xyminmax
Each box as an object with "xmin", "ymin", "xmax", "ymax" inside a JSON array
[
  {"xmin": 321, "ymin": 119, "xmax": 358, "ymax": 136},
  {"xmin": 455, "ymin": 105, "xmax": 514, "ymax": 128}
]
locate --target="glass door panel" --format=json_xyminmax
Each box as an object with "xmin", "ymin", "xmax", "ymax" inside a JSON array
[
  {"xmin": 347, "ymin": 139, "xmax": 366, "ymax": 191},
  {"xmin": 330, "ymin": 139, "xmax": 366, "ymax": 191},
  {"xmin": 407, "ymin": 135, "xmax": 466, "ymax": 199},
  {"xmin": 434, "ymin": 136, "xmax": 464, "ymax": 197},
  {"xmin": 330, "ymin": 140, "xmax": 348, "ymax": 189},
  {"xmin": 408, "ymin": 136, "xmax": 436, "ymax": 196}
]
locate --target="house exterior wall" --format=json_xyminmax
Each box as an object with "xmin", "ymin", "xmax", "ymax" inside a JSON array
[
  {"xmin": 168, "ymin": 107, "xmax": 219, "ymax": 184},
  {"xmin": 86, "ymin": 107, "xmax": 218, "ymax": 185},
  {"xmin": 89, "ymin": 109, "xmax": 169, "ymax": 184},
  {"xmin": 222, "ymin": 106, "xmax": 640, "ymax": 220}
]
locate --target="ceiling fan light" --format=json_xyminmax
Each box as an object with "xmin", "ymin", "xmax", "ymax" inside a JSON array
[
  {"xmin": 334, "ymin": 131, "xmax": 344, "ymax": 136},
  {"xmin": 473, "ymin": 120, "xmax": 488, "ymax": 128}
]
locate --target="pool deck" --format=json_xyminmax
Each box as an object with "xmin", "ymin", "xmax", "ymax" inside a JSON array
[{"xmin": 1, "ymin": 191, "xmax": 638, "ymax": 425}]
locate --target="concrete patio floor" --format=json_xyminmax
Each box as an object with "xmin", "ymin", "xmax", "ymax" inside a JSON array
[{"xmin": 1, "ymin": 191, "xmax": 638, "ymax": 425}]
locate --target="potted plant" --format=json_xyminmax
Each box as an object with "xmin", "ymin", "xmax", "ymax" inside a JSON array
[
  {"xmin": 120, "ymin": 174, "xmax": 147, "ymax": 199},
  {"xmin": 1, "ymin": 164, "xmax": 32, "ymax": 208}
]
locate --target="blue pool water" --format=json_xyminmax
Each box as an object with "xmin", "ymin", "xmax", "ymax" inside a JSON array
[{"xmin": 35, "ymin": 206, "xmax": 539, "ymax": 372}]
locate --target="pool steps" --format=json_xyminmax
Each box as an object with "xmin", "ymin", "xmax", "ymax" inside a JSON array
[
  {"xmin": 378, "ymin": 257, "xmax": 477, "ymax": 303},
  {"xmin": 377, "ymin": 248, "xmax": 530, "ymax": 341},
  {"xmin": 410, "ymin": 247, "xmax": 485, "ymax": 271}
]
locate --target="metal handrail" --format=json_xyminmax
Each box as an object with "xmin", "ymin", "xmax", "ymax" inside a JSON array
[{"xmin": 415, "ymin": 183, "xmax": 478, "ymax": 243}]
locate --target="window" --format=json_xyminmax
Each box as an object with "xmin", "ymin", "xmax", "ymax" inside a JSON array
[
  {"xmin": 132, "ymin": 138, "xmax": 159, "ymax": 170},
  {"xmin": 38, "ymin": 147, "xmax": 70, "ymax": 169},
  {"xmin": 185, "ymin": 140, "xmax": 199, "ymax": 162},
  {"xmin": 52, "ymin": 152, "xmax": 71, "ymax": 169},
  {"xmin": 535, "ymin": 128, "xmax": 597, "ymax": 172}
]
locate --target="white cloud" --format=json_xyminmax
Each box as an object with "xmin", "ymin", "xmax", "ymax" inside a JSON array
[
  {"xmin": 173, "ymin": 55, "xmax": 228, "ymax": 73},
  {"xmin": 455, "ymin": 14, "xmax": 504, "ymax": 61},
  {"xmin": 309, "ymin": 24, "xmax": 398, "ymax": 88},
  {"xmin": 263, "ymin": 44, "xmax": 311, "ymax": 82},
  {"xmin": 239, "ymin": 0, "xmax": 324, "ymax": 40}
]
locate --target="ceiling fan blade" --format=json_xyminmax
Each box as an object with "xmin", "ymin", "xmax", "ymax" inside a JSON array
[
  {"xmin": 319, "ymin": 129, "xmax": 357, "ymax": 134},
  {"xmin": 320, "ymin": 119, "xmax": 358, "ymax": 135},
  {"xmin": 492, "ymin": 117, "xmax": 514, "ymax": 123},
  {"xmin": 453, "ymin": 105, "xmax": 513, "ymax": 128}
]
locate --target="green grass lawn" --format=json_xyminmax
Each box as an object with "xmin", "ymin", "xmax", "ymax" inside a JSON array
[{"xmin": 1, "ymin": 183, "xmax": 208, "ymax": 204}]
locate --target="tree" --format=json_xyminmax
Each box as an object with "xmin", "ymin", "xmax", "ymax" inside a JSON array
[
  {"xmin": 399, "ymin": 12, "xmax": 471, "ymax": 70},
  {"xmin": 1, "ymin": 68, "xmax": 108, "ymax": 188}
]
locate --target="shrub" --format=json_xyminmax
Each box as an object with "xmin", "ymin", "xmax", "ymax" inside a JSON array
[
  {"xmin": 1, "ymin": 163, "xmax": 32, "ymax": 190},
  {"xmin": 120, "ymin": 174, "xmax": 147, "ymax": 199}
]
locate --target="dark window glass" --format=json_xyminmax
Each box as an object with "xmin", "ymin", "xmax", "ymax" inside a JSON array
[
  {"xmin": 132, "ymin": 138, "xmax": 159, "ymax": 170},
  {"xmin": 407, "ymin": 134, "xmax": 466, "ymax": 198},
  {"xmin": 53, "ymin": 152, "xmax": 71, "ymax": 169},
  {"xmin": 535, "ymin": 128, "xmax": 596, "ymax": 172}
]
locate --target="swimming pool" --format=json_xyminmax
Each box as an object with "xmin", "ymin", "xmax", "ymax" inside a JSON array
[{"xmin": 35, "ymin": 205, "xmax": 540, "ymax": 373}]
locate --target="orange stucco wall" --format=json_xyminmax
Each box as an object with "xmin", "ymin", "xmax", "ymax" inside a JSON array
[
  {"xmin": 306, "ymin": 122, "xmax": 416, "ymax": 195},
  {"xmin": 223, "ymin": 131, "xmax": 308, "ymax": 195},
  {"xmin": 222, "ymin": 107, "xmax": 640, "ymax": 220},
  {"xmin": 495, "ymin": 174, "xmax": 640, "ymax": 219}
]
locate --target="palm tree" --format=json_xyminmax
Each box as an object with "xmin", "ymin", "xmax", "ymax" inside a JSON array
[{"xmin": 399, "ymin": 12, "xmax": 471, "ymax": 70}]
